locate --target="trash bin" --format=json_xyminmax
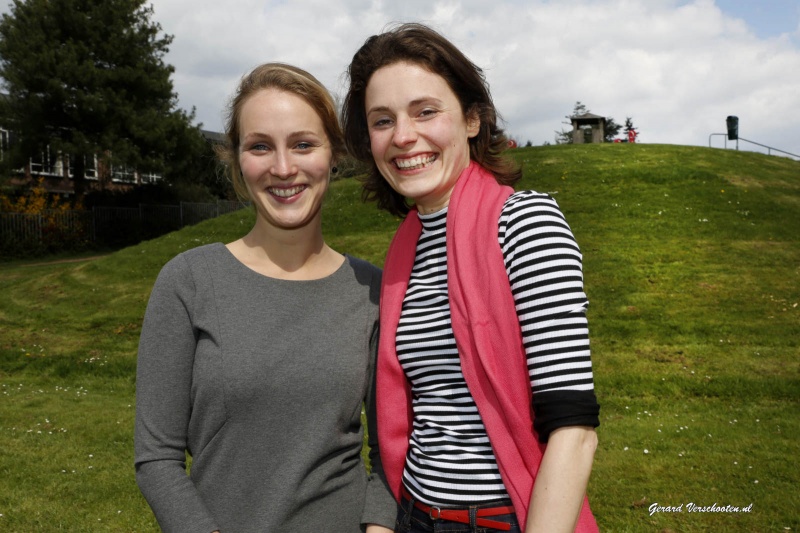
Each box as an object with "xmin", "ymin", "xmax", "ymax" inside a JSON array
[{"xmin": 726, "ymin": 116, "xmax": 739, "ymax": 141}]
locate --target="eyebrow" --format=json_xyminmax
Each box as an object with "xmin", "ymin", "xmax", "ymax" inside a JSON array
[
  {"xmin": 366, "ymin": 97, "xmax": 443, "ymax": 116},
  {"xmin": 242, "ymin": 130, "xmax": 321, "ymax": 142}
]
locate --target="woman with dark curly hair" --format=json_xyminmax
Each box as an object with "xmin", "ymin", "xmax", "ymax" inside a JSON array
[{"xmin": 342, "ymin": 23, "xmax": 601, "ymax": 533}]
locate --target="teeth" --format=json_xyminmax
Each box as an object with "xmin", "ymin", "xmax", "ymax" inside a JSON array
[
  {"xmin": 395, "ymin": 154, "xmax": 436, "ymax": 170},
  {"xmin": 269, "ymin": 185, "xmax": 305, "ymax": 198}
]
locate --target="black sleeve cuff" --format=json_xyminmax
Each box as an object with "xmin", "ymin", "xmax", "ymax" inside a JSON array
[{"xmin": 532, "ymin": 390, "xmax": 600, "ymax": 443}]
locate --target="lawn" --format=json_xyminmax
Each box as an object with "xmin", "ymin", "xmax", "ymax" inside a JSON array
[{"xmin": 1, "ymin": 143, "xmax": 798, "ymax": 531}]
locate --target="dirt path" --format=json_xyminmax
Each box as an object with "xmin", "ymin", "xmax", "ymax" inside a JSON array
[{"xmin": 22, "ymin": 255, "xmax": 109, "ymax": 267}]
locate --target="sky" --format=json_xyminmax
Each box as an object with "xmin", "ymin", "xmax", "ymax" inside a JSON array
[{"xmin": 2, "ymin": 0, "xmax": 799, "ymax": 159}]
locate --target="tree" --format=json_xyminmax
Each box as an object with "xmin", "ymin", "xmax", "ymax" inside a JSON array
[
  {"xmin": 163, "ymin": 126, "xmax": 234, "ymax": 200},
  {"xmin": 0, "ymin": 0, "xmax": 195, "ymax": 204},
  {"xmin": 554, "ymin": 101, "xmax": 622, "ymax": 144},
  {"xmin": 624, "ymin": 117, "xmax": 638, "ymax": 137},
  {"xmin": 603, "ymin": 116, "xmax": 622, "ymax": 143},
  {"xmin": 624, "ymin": 117, "xmax": 634, "ymax": 132}
]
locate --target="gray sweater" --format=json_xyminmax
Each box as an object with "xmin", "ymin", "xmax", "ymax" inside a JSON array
[{"xmin": 135, "ymin": 243, "xmax": 396, "ymax": 532}]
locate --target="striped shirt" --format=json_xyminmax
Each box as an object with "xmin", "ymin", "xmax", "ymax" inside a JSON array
[{"xmin": 398, "ymin": 190, "xmax": 598, "ymax": 506}]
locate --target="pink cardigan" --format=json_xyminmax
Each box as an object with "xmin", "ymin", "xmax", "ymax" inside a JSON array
[{"xmin": 376, "ymin": 161, "xmax": 599, "ymax": 531}]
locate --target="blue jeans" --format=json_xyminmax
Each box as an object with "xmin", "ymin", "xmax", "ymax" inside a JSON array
[{"xmin": 395, "ymin": 495, "xmax": 522, "ymax": 533}]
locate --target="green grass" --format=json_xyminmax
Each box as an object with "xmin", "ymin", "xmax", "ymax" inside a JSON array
[{"xmin": 1, "ymin": 143, "xmax": 798, "ymax": 531}]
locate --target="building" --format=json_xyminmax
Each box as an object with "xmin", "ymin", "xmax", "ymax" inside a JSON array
[
  {"xmin": 571, "ymin": 113, "xmax": 607, "ymax": 144},
  {"xmin": 2, "ymin": 105, "xmax": 225, "ymax": 197}
]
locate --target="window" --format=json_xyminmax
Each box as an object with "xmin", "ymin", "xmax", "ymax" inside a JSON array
[
  {"xmin": 139, "ymin": 171, "xmax": 161, "ymax": 184},
  {"xmin": 29, "ymin": 145, "xmax": 59, "ymax": 175},
  {"xmin": 67, "ymin": 154, "xmax": 99, "ymax": 180},
  {"xmin": 111, "ymin": 164, "xmax": 136, "ymax": 183},
  {"xmin": 0, "ymin": 129, "xmax": 9, "ymax": 161}
]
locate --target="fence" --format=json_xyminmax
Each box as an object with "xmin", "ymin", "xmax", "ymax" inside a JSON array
[{"xmin": 0, "ymin": 200, "xmax": 247, "ymax": 256}]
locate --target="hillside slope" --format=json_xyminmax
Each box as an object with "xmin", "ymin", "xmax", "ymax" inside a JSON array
[{"xmin": 0, "ymin": 143, "xmax": 797, "ymax": 531}]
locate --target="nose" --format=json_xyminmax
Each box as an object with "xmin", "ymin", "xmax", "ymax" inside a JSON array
[
  {"xmin": 392, "ymin": 115, "xmax": 417, "ymax": 148},
  {"xmin": 269, "ymin": 149, "xmax": 297, "ymax": 179}
]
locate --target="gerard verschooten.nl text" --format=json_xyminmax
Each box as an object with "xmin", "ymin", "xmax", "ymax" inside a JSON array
[{"xmin": 649, "ymin": 502, "xmax": 753, "ymax": 516}]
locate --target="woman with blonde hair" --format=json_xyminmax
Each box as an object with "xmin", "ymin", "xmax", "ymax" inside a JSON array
[{"xmin": 135, "ymin": 62, "xmax": 396, "ymax": 532}]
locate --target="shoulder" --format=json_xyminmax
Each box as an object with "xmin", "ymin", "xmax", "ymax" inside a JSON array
[
  {"xmin": 497, "ymin": 191, "xmax": 582, "ymax": 261},
  {"xmin": 152, "ymin": 243, "xmax": 224, "ymax": 293},
  {"xmin": 501, "ymin": 190, "xmax": 563, "ymax": 219},
  {"xmin": 344, "ymin": 255, "xmax": 382, "ymax": 303},
  {"xmin": 499, "ymin": 190, "xmax": 570, "ymax": 233},
  {"xmin": 176, "ymin": 242, "xmax": 226, "ymax": 264},
  {"xmin": 345, "ymin": 255, "xmax": 382, "ymax": 280}
]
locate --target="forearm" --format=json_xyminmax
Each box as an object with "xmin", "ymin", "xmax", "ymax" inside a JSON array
[
  {"xmin": 525, "ymin": 426, "xmax": 597, "ymax": 533},
  {"xmin": 366, "ymin": 525, "xmax": 394, "ymax": 533}
]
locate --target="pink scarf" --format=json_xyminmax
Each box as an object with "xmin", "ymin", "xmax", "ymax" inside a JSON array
[{"xmin": 377, "ymin": 161, "xmax": 598, "ymax": 531}]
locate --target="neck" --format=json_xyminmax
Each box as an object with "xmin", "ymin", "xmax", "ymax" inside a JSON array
[
  {"xmin": 231, "ymin": 217, "xmax": 342, "ymax": 280},
  {"xmin": 416, "ymin": 192, "xmax": 452, "ymax": 215}
]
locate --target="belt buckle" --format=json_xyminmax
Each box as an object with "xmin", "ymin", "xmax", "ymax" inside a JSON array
[{"xmin": 428, "ymin": 506, "xmax": 442, "ymax": 520}]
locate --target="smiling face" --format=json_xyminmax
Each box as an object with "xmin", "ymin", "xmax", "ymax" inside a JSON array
[
  {"xmin": 238, "ymin": 88, "xmax": 333, "ymax": 231},
  {"xmin": 364, "ymin": 61, "xmax": 480, "ymax": 214}
]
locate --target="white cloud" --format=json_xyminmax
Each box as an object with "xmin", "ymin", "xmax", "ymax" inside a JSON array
[{"xmin": 2, "ymin": 0, "xmax": 799, "ymax": 157}]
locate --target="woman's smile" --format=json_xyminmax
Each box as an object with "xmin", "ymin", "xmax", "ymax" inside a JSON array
[{"xmin": 393, "ymin": 154, "xmax": 438, "ymax": 171}]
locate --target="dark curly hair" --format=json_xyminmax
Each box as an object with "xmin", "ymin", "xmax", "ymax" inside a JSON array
[{"xmin": 342, "ymin": 23, "xmax": 521, "ymax": 217}]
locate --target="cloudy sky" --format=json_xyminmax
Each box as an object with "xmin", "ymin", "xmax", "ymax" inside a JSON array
[{"xmin": 3, "ymin": 0, "xmax": 800, "ymax": 159}]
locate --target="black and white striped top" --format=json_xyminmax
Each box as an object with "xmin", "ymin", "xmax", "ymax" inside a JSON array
[{"xmin": 398, "ymin": 190, "xmax": 599, "ymax": 506}]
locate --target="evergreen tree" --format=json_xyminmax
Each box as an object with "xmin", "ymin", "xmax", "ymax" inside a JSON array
[
  {"xmin": 603, "ymin": 116, "xmax": 622, "ymax": 143},
  {"xmin": 624, "ymin": 117, "xmax": 637, "ymax": 135},
  {"xmin": 0, "ymin": 0, "xmax": 196, "ymax": 204}
]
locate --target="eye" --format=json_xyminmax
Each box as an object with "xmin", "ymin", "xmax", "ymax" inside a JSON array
[
  {"xmin": 294, "ymin": 141, "xmax": 314, "ymax": 150},
  {"xmin": 370, "ymin": 117, "xmax": 393, "ymax": 129},
  {"xmin": 418, "ymin": 108, "xmax": 438, "ymax": 119},
  {"xmin": 250, "ymin": 142, "xmax": 270, "ymax": 152}
]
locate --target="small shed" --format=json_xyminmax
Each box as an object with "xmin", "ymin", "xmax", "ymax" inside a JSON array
[{"xmin": 571, "ymin": 113, "xmax": 606, "ymax": 144}]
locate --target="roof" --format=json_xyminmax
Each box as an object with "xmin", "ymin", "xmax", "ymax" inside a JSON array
[{"xmin": 571, "ymin": 113, "xmax": 606, "ymax": 121}]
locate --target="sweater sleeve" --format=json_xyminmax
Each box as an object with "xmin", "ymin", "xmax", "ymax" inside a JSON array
[
  {"xmin": 134, "ymin": 254, "xmax": 219, "ymax": 533},
  {"xmin": 498, "ymin": 191, "xmax": 600, "ymax": 443},
  {"xmin": 361, "ymin": 266, "xmax": 399, "ymax": 529}
]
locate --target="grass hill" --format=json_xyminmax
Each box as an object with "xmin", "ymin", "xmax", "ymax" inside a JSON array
[{"xmin": 0, "ymin": 143, "xmax": 798, "ymax": 531}]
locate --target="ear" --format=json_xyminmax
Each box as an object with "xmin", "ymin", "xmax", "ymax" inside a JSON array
[{"xmin": 466, "ymin": 108, "xmax": 481, "ymax": 139}]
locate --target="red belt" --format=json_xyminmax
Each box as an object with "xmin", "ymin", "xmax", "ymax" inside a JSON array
[{"xmin": 402, "ymin": 489, "xmax": 515, "ymax": 531}]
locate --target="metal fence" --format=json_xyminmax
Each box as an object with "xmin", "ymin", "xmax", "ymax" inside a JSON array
[{"xmin": 0, "ymin": 200, "xmax": 247, "ymax": 255}]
